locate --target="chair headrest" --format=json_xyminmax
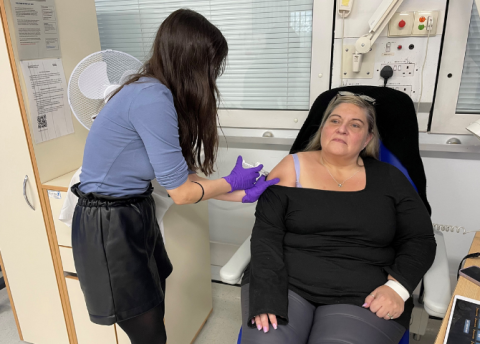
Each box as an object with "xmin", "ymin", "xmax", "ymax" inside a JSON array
[{"xmin": 291, "ymin": 86, "xmax": 431, "ymax": 215}]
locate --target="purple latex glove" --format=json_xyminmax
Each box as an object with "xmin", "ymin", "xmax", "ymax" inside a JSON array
[
  {"xmin": 242, "ymin": 176, "xmax": 280, "ymax": 203},
  {"xmin": 223, "ymin": 156, "xmax": 263, "ymax": 192}
]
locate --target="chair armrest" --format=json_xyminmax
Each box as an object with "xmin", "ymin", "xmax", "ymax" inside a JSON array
[
  {"xmin": 423, "ymin": 230, "xmax": 452, "ymax": 318},
  {"xmin": 220, "ymin": 235, "xmax": 251, "ymax": 285}
]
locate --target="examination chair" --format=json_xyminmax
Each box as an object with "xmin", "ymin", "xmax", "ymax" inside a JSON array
[{"xmin": 220, "ymin": 86, "xmax": 452, "ymax": 343}]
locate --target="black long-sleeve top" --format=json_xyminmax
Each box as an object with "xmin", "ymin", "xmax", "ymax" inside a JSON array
[{"xmin": 242, "ymin": 158, "xmax": 436, "ymax": 329}]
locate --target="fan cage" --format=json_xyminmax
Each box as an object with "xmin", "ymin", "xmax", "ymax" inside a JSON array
[{"xmin": 68, "ymin": 49, "xmax": 142, "ymax": 130}]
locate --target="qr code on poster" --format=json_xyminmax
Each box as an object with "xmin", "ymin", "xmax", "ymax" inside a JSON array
[{"xmin": 37, "ymin": 115, "xmax": 47, "ymax": 129}]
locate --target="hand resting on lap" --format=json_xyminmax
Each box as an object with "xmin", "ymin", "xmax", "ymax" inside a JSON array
[
  {"xmin": 363, "ymin": 285, "xmax": 405, "ymax": 320},
  {"xmin": 253, "ymin": 313, "xmax": 277, "ymax": 333}
]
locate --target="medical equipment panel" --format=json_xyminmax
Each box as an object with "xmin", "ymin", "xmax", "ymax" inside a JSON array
[{"xmin": 330, "ymin": 0, "xmax": 447, "ymax": 131}]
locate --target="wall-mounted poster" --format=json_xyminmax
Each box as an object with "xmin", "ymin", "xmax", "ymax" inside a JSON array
[
  {"xmin": 10, "ymin": 0, "xmax": 61, "ymax": 60},
  {"xmin": 20, "ymin": 58, "xmax": 74, "ymax": 143}
]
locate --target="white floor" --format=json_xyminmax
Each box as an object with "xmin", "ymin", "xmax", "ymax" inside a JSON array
[
  {"xmin": 193, "ymin": 282, "xmax": 243, "ymax": 344},
  {"xmin": 0, "ymin": 281, "xmax": 442, "ymax": 344}
]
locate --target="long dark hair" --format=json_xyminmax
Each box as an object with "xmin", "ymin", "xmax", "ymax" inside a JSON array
[{"xmin": 110, "ymin": 9, "xmax": 228, "ymax": 175}]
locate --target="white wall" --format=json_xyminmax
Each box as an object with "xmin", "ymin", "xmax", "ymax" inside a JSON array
[{"xmin": 422, "ymin": 153, "xmax": 480, "ymax": 290}]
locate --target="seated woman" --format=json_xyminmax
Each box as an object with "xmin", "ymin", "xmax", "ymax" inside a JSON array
[{"xmin": 240, "ymin": 93, "xmax": 436, "ymax": 344}]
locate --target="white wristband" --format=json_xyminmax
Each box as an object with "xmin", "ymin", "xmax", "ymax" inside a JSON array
[{"xmin": 384, "ymin": 280, "xmax": 410, "ymax": 301}]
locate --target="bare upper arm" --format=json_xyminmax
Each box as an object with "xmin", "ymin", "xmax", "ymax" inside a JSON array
[{"xmin": 266, "ymin": 155, "xmax": 296, "ymax": 187}]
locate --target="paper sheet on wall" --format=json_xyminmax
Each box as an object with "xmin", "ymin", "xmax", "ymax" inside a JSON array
[
  {"xmin": 10, "ymin": 0, "xmax": 61, "ymax": 60},
  {"xmin": 20, "ymin": 58, "xmax": 74, "ymax": 144}
]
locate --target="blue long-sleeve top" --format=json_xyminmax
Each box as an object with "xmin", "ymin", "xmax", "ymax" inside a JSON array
[{"xmin": 79, "ymin": 77, "xmax": 194, "ymax": 196}]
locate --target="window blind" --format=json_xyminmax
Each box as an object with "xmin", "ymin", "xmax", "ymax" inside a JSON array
[
  {"xmin": 94, "ymin": 0, "xmax": 313, "ymax": 110},
  {"xmin": 457, "ymin": 1, "xmax": 480, "ymax": 114}
]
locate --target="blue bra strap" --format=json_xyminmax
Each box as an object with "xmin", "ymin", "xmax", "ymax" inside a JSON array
[{"xmin": 292, "ymin": 154, "xmax": 302, "ymax": 188}]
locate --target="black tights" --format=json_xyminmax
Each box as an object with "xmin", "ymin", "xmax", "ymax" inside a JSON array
[{"xmin": 117, "ymin": 302, "xmax": 166, "ymax": 344}]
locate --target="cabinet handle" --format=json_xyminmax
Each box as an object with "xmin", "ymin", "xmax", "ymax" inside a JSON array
[{"xmin": 23, "ymin": 175, "xmax": 35, "ymax": 210}]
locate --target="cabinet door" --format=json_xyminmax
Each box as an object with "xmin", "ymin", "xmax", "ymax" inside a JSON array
[
  {"xmin": 65, "ymin": 278, "xmax": 117, "ymax": 344},
  {"xmin": 163, "ymin": 201, "xmax": 213, "ymax": 344},
  {"xmin": 0, "ymin": 16, "xmax": 69, "ymax": 344}
]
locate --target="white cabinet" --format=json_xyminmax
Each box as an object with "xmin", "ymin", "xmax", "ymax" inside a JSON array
[
  {"xmin": 0, "ymin": 15, "xmax": 69, "ymax": 344},
  {"xmin": 65, "ymin": 278, "xmax": 118, "ymax": 344},
  {"xmin": 59, "ymin": 246, "xmax": 76, "ymax": 274},
  {"xmin": 163, "ymin": 201, "xmax": 213, "ymax": 344}
]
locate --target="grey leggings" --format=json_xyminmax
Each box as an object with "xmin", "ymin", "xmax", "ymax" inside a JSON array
[{"xmin": 241, "ymin": 284, "xmax": 406, "ymax": 344}]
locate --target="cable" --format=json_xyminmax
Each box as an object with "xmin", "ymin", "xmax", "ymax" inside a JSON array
[
  {"xmin": 340, "ymin": 12, "xmax": 346, "ymax": 86},
  {"xmin": 432, "ymin": 223, "xmax": 480, "ymax": 235},
  {"xmin": 433, "ymin": 223, "xmax": 465, "ymax": 234},
  {"xmin": 380, "ymin": 65, "xmax": 393, "ymax": 86},
  {"xmin": 458, "ymin": 253, "xmax": 480, "ymax": 280},
  {"xmin": 417, "ymin": 18, "xmax": 432, "ymax": 114}
]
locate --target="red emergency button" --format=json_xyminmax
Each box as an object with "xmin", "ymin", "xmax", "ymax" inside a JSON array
[
  {"xmin": 419, "ymin": 16, "xmax": 426, "ymax": 22},
  {"xmin": 399, "ymin": 20, "xmax": 406, "ymax": 28}
]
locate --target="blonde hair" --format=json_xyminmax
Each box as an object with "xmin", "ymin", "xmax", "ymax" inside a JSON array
[{"xmin": 305, "ymin": 94, "xmax": 380, "ymax": 159}]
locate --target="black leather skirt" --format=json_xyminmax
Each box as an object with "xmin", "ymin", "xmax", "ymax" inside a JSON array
[{"xmin": 71, "ymin": 183, "xmax": 173, "ymax": 325}]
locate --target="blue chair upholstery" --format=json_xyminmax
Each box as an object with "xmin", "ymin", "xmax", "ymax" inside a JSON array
[
  {"xmin": 399, "ymin": 330, "xmax": 410, "ymax": 344},
  {"xmin": 379, "ymin": 142, "xmax": 413, "ymax": 344}
]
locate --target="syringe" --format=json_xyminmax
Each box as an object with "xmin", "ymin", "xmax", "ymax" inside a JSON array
[{"xmin": 242, "ymin": 160, "xmax": 270, "ymax": 177}]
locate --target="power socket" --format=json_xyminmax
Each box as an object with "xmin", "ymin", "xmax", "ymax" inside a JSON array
[
  {"xmin": 381, "ymin": 63, "xmax": 415, "ymax": 77},
  {"xmin": 427, "ymin": 16, "xmax": 434, "ymax": 31},
  {"xmin": 388, "ymin": 85, "xmax": 412, "ymax": 96}
]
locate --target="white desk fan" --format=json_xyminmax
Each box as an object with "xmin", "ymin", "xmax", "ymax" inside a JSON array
[{"xmin": 68, "ymin": 49, "xmax": 142, "ymax": 130}]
